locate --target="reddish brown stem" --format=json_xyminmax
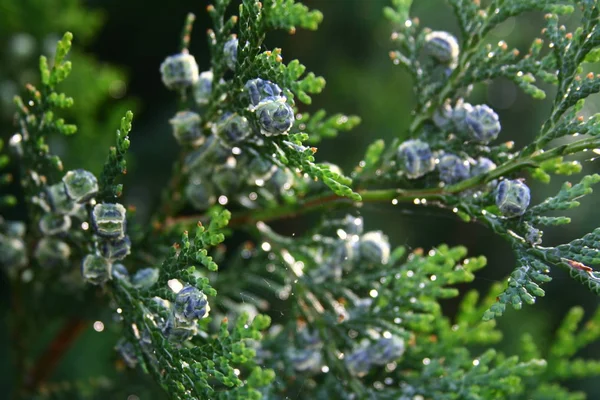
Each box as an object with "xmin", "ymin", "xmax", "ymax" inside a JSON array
[{"xmin": 25, "ymin": 318, "xmax": 88, "ymax": 392}]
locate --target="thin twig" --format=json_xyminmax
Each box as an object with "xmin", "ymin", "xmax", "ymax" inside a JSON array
[{"xmin": 25, "ymin": 318, "xmax": 88, "ymax": 392}]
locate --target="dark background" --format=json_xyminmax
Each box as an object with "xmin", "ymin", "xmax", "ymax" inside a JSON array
[{"xmin": 1, "ymin": 0, "xmax": 599, "ymax": 397}]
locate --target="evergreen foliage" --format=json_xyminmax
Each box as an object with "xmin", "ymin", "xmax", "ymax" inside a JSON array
[{"xmin": 4, "ymin": 0, "xmax": 600, "ymax": 398}]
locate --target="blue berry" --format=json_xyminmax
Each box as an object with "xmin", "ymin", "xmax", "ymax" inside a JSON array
[
  {"xmin": 370, "ymin": 337, "xmax": 405, "ymax": 365},
  {"xmin": 346, "ymin": 336, "xmax": 405, "ymax": 376},
  {"xmin": 223, "ymin": 38, "xmax": 238, "ymax": 71},
  {"xmin": 39, "ymin": 213, "xmax": 71, "ymax": 236},
  {"xmin": 1, "ymin": 219, "xmax": 26, "ymax": 237},
  {"xmin": 174, "ymin": 286, "xmax": 210, "ymax": 321},
  {"xmin": 255, "ymin": 96, "xmax": 295, "ymax": 136},
  {"xmin": 215, "ymin": 112, "xmax": 251, "ymax": 144},
  {"xmin": 184, "ymin": 135, "xmax": 231, "ymax": 173},
  {"xmin": 115, "ymin": 338, "xmax": 138, "ymax": 368},
  {"xmin": 313, "ymin": 244, "xmax": 356, "ymax": 282},
  {"xmin": 92, "ymin": 203, "xmax": 127, "ymax": 238},
  {"xmin": 185, "ymin": 175, "xmax": 216, "ymax": 210},
  {"xmin": 432, "ymin": 101, "xmax": 454, "ymax": 130},
  {"xmin": 194, "ymin": 70, "xmax": 213, "ymax": 105},
  {"xmin": 131, "ymin": 268, "xmax": 160, "ymax": 290},
  {"xmin": 359, "ymin": 231, "xmax": 390, "ymax": 265},
  {"xmin": 471, "ymin": 157, "xmax": 497, "ymax": 177},
  {"xmin": 465, "ymin": 104, "xmax": 501, "ymax": 143},
  {"xmin": 345, "ymin": 347, "xmax": 372, "ymax": 377},
  {"xmin": 169, "ymin": 111, "xmax": 204, "ymax": 147},
  {"xmin": 62, "ymin": 169, "xmax": 98, "ymax": 203},
  {"xmin": 112, "ymin": 263, "xmax": 130, "ymax": 282},
  {"xmin": 342, "ymin": 214, "xmax": 364, "ymax": 235},
  {"xmin": 239, "ymin": 150, "xmax": 276, "ymax": 184},
  {"xmin": 244, "ymin": 78, "xmax": 283, "ymax": 107},
  {"xmin": 396, "ymin": 139, "xmax": 435, "ymax": 179},
  {"xmin": 287, "ymin": 348, "xmax": 322, "ymax": 373},
  {"xmin": 424, "ymin": 31, "xmax": 460, "ymax": 65},
  {"xmin": 162, "ymin": 315, "xmax": 199, "ymax": 342},
  {"xmin": 99, "ymin": 235, "xmax": 131, "ymax": 261},
  {"xmin": 451, "ymin": 100, "xmax": 474, "ymax": 133},
  {"xmin": 213, "ymin": 159, "xmax": 243, "ymax": 194},
  {"xmin": 495, "ymin": 179, "xmax": 531, "ymax": 218},
  {"xmin": 34, "ymin": 237, "xmax": 71, "ymax": 268},
  {"xmin": 81, "ymin": 254, "xmax": 112, "ymax": 285},
  {"xmin": 0, "ymin": 234, "xmax": 27, "ymax": 270},
  {"xmin": 438, "ymin": 153, "xmax": 470, "ymax": 184},
  {"xmin": 46, "ymin": 183, "xmax": 78, "ymax": 215},
  {"xmin": 265, "ymin": 167, "xmax": 295, "ymax": 194},
  {"xmin": 160, "ymin": 52, "xmax": 199, "ymax": 90}
]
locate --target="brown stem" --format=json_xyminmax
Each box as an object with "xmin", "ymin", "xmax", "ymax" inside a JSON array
[
  {"xmin": 165, "ymin": 188, "xmax": 446, "ymax": 230},
  {"xmin": 25, "ymin": 318, "xmax": 88, "ymax": 392}
]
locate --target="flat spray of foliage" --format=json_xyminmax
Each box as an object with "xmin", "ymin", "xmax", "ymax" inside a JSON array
[{"xmin": 3, "ymin": 0, "xmax": 600, "ymax": 398}]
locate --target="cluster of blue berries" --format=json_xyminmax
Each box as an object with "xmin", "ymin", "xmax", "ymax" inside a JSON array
[
  {"xmin": 433, "ymin": 99, "xmax": 502, "ymax": 144},
  {"xmin": 345, "ymin": 335, "xmax": 405, "ymax": 377},
  {"xmin": 114, "ymin": 284, "xmax": 210, "ymax": 364},
  {"xmin": 83, "ymin": 201, "xmax": 130, "ymax": 285},
  {"xmin": 159, "ymin": 38, "xmax": 298, "ymax": 211},
  {"xmin": 424, "ymin": 31, "xmax": 460, "ymax": 68},
  {"xmin": 35, "ymin": 169, "xmax": 98, "ymax": 270},
  {"xmin": 182, "ymin": 140, "xmax": 296, "ymax": 211},
  {"xmin": 395, "ymin": 133, "xmax": 530, "ymax": 217},
  {"xmin": 310, "ymin": 215, "xmax": 391, "ymax": 283}
]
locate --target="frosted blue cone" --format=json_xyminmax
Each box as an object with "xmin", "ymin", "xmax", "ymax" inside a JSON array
[
  {"xmin": 433, "ymin": 102, "xmax": 454, "ymax": 130},
  {"xmin": 131, "ymin": 268, "xmax": 160, "ymax": 290},
  {"xmin": 438, "ymin": 153, "xmax": 470, "ymax": 184},
  {"xmin": 451, "ymin": 100, "xmax": 474, "ymax": 133},
  {"xmin": 370, "ymin": 336, "xmax": 405, "ymax": 365},
  {"xmin": 359, "ymin": 231, "xmax": 391, "ymax": 264},
  {"xmin": 169, "ymin": 111, "xmax": 204, "ymax": 147},
  {"xmin": 92, "ymin": 203, "xmax": 127, "ymax": 238},
  {"xmin": 223, "ymin": 38, "xmax": 238, "ymax": 71},
  {"xmin": 194, "ymin": 70, "xmax": 213, "ymax": 105},
  {"xmin": 245, "ymin": 78, "xmax": 283, "ymax": 107},
  {"xmin": 471, "ymin": 157, "xmax": 497, "ymax": 177},
  {"xmin": 160, "ymin": 52, "xmax": 199, "ymax": 90},
  {"xmin": 175, "ymin": 286, "xmax": 210, "ymax": 321},
  {"xmin": 0, "ymin": 235, "xmax": 27, "ymax": 270},
  {"xmin": 424, "ymin": 31, "xmax": 460, "ymax": 65},
  {"xmin": 34, "ymin": 237, "xmax": 71, "ymax": 268},
  {"xmin": 255, "ymin": 96, "xmax": 295, "ymax": 136},
  {"xmin": 215, "ymin": 112, "xmax": 251, "ymax": 144},
  {"xmin": 396, "ymin": 139, "xmax": 435, "ymax": 179},
  {"xmin": 185, "ymin": 175, "xmax": 216, "ymax": 210},
  {"xmin": 99, "ymin": 235, "xmax": 131, "ymax": 261},
  {"xmin": 81, "ymin": 254, "xmax": 112, "ymax": 285},
  {"xmin": 62, "ymin": 169, "xmax": 98, "ymax": 203},
  {"xmin": 465, "ymin": 104, "xmax": 501, "ymax": 143},
  {"xmin": 39, "ymin": 214, "xmax": 71, "ymax": 236},
  {"xmin": 495, "ymin": 179, "xmax": 531, "ymax": 218},
  {"xmin": 46, "ymin": 183, "xmax": 78, "ymax": 215}
]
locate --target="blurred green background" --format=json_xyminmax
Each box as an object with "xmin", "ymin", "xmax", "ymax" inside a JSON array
[{"xmin": 1, "ymin": 0, "xmax": 599, "ymax": 397}]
